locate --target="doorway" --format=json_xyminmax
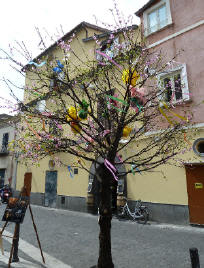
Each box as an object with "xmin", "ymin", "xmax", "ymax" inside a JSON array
[
  {"xmin": 185, "ymin": 164, "xmax": 204, "ymax": 224},
  {"xmin": 45, "ymin": 171, "xmax": 57, "ymax": 208},
  {"xmin": 87, "ymin": 157, "xmax": 127, "ymax": 213}
]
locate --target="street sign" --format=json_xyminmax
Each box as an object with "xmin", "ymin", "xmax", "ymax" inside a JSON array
[{"xmin": 195, "ymin": 183, "xmax": 203, "ymax": 189}]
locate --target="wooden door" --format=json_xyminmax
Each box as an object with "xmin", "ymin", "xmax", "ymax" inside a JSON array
[
  {"xmin": 45, "ymin": 171, "xmax": 57, "ymax": 208},
  {"xmin": 22, "ymin": 172, "xmax": 32, "ymax": 197},
  {"xmin": 185, "ymin": 165, "xmax": 204, "ymax": 224}
]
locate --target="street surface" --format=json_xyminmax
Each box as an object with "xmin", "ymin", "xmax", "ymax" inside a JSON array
[{"xmin": 0, "ymin": 204, "xmax": 204, "ymax": 267}]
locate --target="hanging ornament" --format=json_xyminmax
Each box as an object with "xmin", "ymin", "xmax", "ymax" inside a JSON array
[
  {"xmin": 122, "ymin": 126, "xmax": 132, "ymax": 137},
  {"xmin": 53, "ymin": 60, "xmax": 64, "ymax": 74},
  {"xmin": 70, "ymin": 122, "xmax": 81, "ymax": 134},
  {"xmin": 78, "ymin": 99, "xmax": 89, "ymax": 120},
  {"xmin": 78, "ymin": 109, "xmax": 88, "ymax": 120},
  {"xmin": 66, "ymin": 106, "xmax": 79, "ymax": 121},
  {"xmin": 122, "ymin": 69, "xmax": 140, "ymax": 87}
]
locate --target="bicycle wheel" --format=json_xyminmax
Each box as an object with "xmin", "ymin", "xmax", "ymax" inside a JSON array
[
  {"xmin": 137, "ymin": 209, "xmax": 149, "ymax": 224},
  {"xmin": 118, "ymin": 208, "xmax": 128, "ymax": 220}
]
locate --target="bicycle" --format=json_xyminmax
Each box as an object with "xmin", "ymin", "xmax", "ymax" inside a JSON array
[{"xmin": 119, "ymin": 198, "xmax": 149, "ymax": 224}]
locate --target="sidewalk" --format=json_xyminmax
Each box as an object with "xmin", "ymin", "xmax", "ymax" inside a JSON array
[
  {"xmin": 0, "ymin": 251, "xmax": 46, "ymax": 268},
  {"xmin": 0, "ymin": 229, "xmax": 72, "ymax": 268}
]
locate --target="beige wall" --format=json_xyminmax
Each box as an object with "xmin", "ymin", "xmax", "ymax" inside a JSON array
[
  {"xmin": 126, "ymin": 127, "xmax": 204, "ymax": 205},
  {"xmin": 18, "ymin": 26, "xmax": 102, "ymax": 195},
  {"xmin": 127, "ymin": 164, "xmax": 188, "ymax": 205},
  {"xmin": 16, "ymin": 154, "xmax": 89, "ymax": 197},
  {"xmin": 17, "ymin": 126, "xmax": 204, "ymax": 204}
]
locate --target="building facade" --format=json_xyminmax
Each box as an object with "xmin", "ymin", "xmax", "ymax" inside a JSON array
[
  {"xmin": 0, "ymin": 114, "xmax": 18, "ymax": 189},
  {"xmin": 16, "ymin": 1, "xmax": 204, "ymax": 225},
  {"xmin": 16, "ymin": 22, "xmax": 136, "ymax": 212},
  {"xmin": 133, "ymin": 0, "xmax": 204, "ymax": 224}
]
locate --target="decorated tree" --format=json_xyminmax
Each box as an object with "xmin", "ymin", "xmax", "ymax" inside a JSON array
[{"xmin": 0, "ymin": 4, "xmax": 193, "ymax": 268}]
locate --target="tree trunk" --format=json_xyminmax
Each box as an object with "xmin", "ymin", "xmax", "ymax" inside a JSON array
[{"xmin": 97, "ymin": 166, "xmax": 114, "ymax": 268}]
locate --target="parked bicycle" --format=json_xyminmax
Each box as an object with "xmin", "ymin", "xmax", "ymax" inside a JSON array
[{"xmin": 119, "ymin": 198, "xmax": 149, "ymax": 224}]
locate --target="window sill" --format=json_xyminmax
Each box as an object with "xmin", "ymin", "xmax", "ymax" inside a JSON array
[
  {"xmin": 159, "ymin": 98, "xmax": 192, "ymax": 107},
  {"xmin": 145, "ymin": 22, "xmax": 174, "ymax": 37}
]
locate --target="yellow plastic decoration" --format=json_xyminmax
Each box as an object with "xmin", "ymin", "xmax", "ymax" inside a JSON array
[
  {"xmin": 70, "ymin": 122, "xmax": 81, "ymax": 134},
  {"xmin": 66, "ymin": 106, "xmax": 79, "ymax": 121},
  {"xmin": 159, "ymin": 106, "xmax": 174, "ymax": 125},
  {"xmin": 159, "ymin": 101, "xmax": 188, "ymax": 125},
  {"xmin": 122, "ymin": 69, "xmax": 140, "ymax": 87},
  {"xmin": 122, "ymin": 126, "xmax": 132, "ymax": 137}
]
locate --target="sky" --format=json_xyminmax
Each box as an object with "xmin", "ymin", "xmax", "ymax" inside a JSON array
[{"xmin": 0, "ymin": 0, "xmax": 148, "ymax": 114}]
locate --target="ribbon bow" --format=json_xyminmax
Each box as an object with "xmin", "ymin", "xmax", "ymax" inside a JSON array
[{"xmin": 104, "ymin": 159, "xmax": 118, "ymax": 181}]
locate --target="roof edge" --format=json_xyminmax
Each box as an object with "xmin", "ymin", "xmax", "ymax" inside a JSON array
[
  {"xmin": 23, "ymin": 21, "xmax": 109, "ymax": 70},
  {"xmin": 82, "ymin": 24, "xmax": 138, "ymax": 42},
  {"xmin": 135, "ymin": 0, "xmax": 157, "ymax": 17}
]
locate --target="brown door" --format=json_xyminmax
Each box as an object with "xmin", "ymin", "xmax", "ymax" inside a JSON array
[
  {"xmin": 185, "ymin": 165, "xmax": 204, "ymax": 224},
  {"xmin": 23, "ymin": 173, "xmax": 32, "ymax": 197}
]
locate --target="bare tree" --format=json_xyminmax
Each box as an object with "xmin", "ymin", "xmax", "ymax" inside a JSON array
[{"xmin": 0, "ymin": 8, "xmax": 192, "ymax": 268}]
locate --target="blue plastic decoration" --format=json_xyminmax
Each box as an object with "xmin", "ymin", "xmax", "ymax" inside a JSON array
[
  {"xmin": 67, "ymin": 165, "xmax": 74, "ymax": 178},
  {"xmin": 53, "ymin": 60, "xmax": 64, "ymax": 74},
  {"xmin": 28, "ymin": 61, "xmax": 46, "ymax": 67}
]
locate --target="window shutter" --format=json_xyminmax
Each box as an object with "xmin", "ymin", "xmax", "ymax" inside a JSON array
[{"xmin": 180, "ymin": 64, "xmax": 190, "ymax": 101}]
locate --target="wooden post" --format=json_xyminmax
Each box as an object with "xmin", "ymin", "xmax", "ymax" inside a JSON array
[
  {"xmin": 8, "ymin": 224, "xmax": 19, "ymax": 268},
  {"xmin": 189, "ymin": 248, "xmax": 200, "ymax": 268},
  {"xmin": 28, "ymin": 204, "xmax": 45, "ymax": 264},
  {"xmin": 23, "ymin": 177, "xmax": 45, "ymax": 264},
  {"xmin": 12, "ymin": 223, "xmax": 20, "ymax": 262}
]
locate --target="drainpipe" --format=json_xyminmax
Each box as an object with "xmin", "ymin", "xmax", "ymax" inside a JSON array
[
  {"xmin": 12, "ymin": 157, "xmax": 19, "ymax": 190},
  {"xmin": 11, "ymin": 121, "xmax": 18, "ymax": 191}
]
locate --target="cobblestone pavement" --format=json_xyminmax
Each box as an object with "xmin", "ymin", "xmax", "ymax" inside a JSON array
[{"xmin": 1, "ymin": 204, "xmax": 204, "ymax": 268}]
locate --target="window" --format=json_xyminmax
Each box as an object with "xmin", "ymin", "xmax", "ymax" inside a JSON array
[
  {"xmin": 96, "ymin": 37, "xmax": 119, "ymax": 63},
  {"xmin": 193, "ymin": 138, "xmax": 204, "ymax": 157},
  {"xmin": 162, "ymin": 72, "xmax": 182, "ymax": 102},
  {"xmin": 0, "ymin": 169, "xmax": 5, "ymax": 188},
  {"xmin": 50, "ymin": 71, "xmax": 65, "ymax": 92},
  {"xmin": 148, "ymin": 5, "xmax": 167, "ymax": 34},
  {"xmin": 2, "ymin": 133, "xmax": 9, "ymax": 151},
  {"xmin": 50, "ymin": 78, "xmax": 56, "ymax": 91},
  {"xmin": 158, "ymin": 63, "xmax": 190, "ymax": 104},
  {"xmin": 143, "ymin": 0, "xmax": 172, "ymax": 36},
  {"xmin": 74, "ymin": 168, "xmax": 78, "ymax": 174}
]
